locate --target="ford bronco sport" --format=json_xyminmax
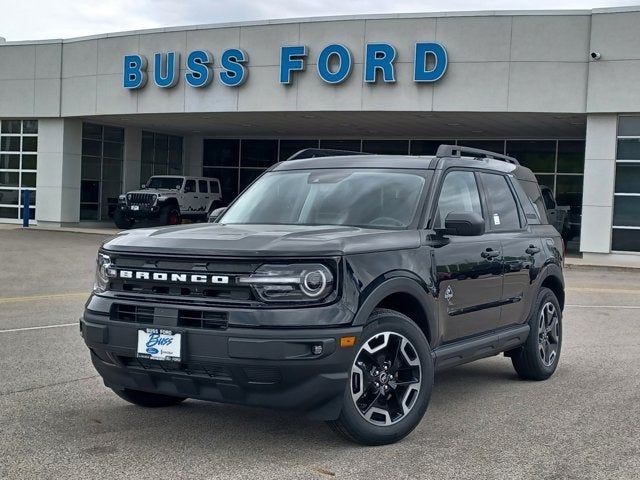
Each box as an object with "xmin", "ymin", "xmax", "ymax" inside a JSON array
[
  {"xmin": 114, "ymin": 175, "xmax": 223, "ymax": 229},
  {"xmin": 82, "ymin": 145, "xmax": 564, "ymax": 445}
]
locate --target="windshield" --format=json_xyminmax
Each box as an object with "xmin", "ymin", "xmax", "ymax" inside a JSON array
[
  {"xmin": 146, "ymin": 177, "xmax": 184, "ymax": 190},
  {"xmin": 221, "ymin": 169, "xmax": 427, "ymax": 229}
]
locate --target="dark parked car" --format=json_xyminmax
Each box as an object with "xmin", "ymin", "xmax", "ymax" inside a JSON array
[{"xmin": 82, "ymin": 145, "xmax": 564, "ymax": 445}]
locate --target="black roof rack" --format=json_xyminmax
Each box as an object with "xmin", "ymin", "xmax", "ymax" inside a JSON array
[
  {"xmin": 287, "ymin": 148, "xmax": 368, "ymax": 161},
  {"xmin": 435, "ymin": 144, "xmax": 520, "ymax": 165}
]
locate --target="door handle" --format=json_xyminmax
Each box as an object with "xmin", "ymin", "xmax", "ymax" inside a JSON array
[
  {"xmin": 193, "ymin": 196, "xmax": 199, "ymax": 199},
  {"xmin": 481, "ymin": 248, "xmax": 500, "ymax": 259},
  {"xmin": 526, "ymin": 245, "xmax": 541, "ymax": 255}
]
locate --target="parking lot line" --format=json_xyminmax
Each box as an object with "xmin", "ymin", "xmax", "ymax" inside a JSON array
[
  {"xmin": 0, "ymin": 323, "xmax": 78, "ymax": 334},
  {"xmin": 0, "ymin": 292, "xmax": 87, "ymax": 304}
]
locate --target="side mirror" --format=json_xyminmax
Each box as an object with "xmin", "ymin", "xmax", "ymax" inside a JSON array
[
  {"xmin": 140, "ymin": 184, "xmax": 146, "ymax": 189},
  {"xmin": 208, "ymin": 207, "xmax": 227, "ymax": 223},
  {"xmin": 443, "ymin": 212, "xmax": 485, "ymax": 236}
]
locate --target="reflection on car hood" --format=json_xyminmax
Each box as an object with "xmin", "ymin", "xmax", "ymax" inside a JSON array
[{"xmin": 103, "ymin": 223, "xmax": 421, "ymax": 256}]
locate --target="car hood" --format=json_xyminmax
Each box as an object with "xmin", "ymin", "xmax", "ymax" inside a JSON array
[
  {"xmin": 103, "ymin": 223, "xmax": 421, "ymax": 257},
  {"xmin": 126, "ymin": 189, "xmax": 176, "ymax": 195}
]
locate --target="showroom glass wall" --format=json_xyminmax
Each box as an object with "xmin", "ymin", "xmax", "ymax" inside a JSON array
[
  {"xmin": 0, "ymin": 120, "xmax": 37, "ymax": 222},
  {"xmin": 613, "ymin": 115, "xmax": 640, "ymax": 252},
  {"xmin": 202, "ymin": 138, "xmax": 584, "ymax": 238},
  {"xmin": 80, "ymin": 123, "xmax": 125, "ymax": 221},
  {"xmin": 140, "ymin": 131, "xmax": 183, "ymax": 181}
]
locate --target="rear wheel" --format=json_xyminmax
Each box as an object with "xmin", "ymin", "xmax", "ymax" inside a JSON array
[
  {"xmin": 112, "ymin": 388, "xmax": 186, "ymax": 408},
  {"xmin": 113, "ymin": 209, "xmax": 134, "ymax": 229},
  {"xmin": 510, "ymin": 287, "xmax": 562, "ymax": 381},
  {"xmin": 328, "ymin": 309, "xmax": 433, "ymax": 445},
  {"xmin": 159, "ymin": 205, "xmax": 181, "ymax": 226}
]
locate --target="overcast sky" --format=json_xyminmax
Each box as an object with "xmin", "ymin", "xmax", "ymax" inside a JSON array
[{"xmin": 0, "ymin": 0, "xmax": 638, "ymax": 41}]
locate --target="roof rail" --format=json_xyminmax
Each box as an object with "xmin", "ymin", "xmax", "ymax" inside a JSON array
[
  {"xmin": 435, "ymin": 144, "xmax": 520, "ymax": 165},
  {"xmin": 286, "ymin": 148, "xmax": 367, "ymax": 161}
]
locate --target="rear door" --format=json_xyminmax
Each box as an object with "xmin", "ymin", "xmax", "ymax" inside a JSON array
[
  {"xmin": 197, "ymin": 179, "xmax": 210, "ymax": 213},
  {"xmin": 182, "ymin": 179, "xmax": 198, "ymax": 213},
  {"xmin": 478, "ymin": 172, "xmax": 544, "ymax": 329},
  {"xmin": 430, "ymin": 169, "xmax": 504, "ymax": 342}
]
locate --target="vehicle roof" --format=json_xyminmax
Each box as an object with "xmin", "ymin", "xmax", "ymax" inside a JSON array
[
  {"xmin": 149, "ymin": 175, "xmax": 220, "ymax": 181},
  {"xmin": 272, "ymin": 153, "xmax": 532, "ymax": 178}
]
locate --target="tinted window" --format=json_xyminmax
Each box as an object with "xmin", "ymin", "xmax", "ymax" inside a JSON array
[
  {"xmin": 184, "ymin": 180, "xmax": 196, "ymax": 193},
  {"xmin": 480, "ymin": 173, "xmax": 522, "ymax": 231},
  {"xmin": 198, "ymin": 180, "xmax": 208, "ymax": 193},
  {"xmin": 146, "ymin": 177, "xmax": 183, "ymax": 190},
  {"xmin": 512, "ymin": 179, "xmax": 540, "ymax": 224},
  {"xmin": 209, "ymin": 181, "xmax": 220, "ymax": 194},
  {"xmin": 434, "ymin": 171, "xmax": 482, "ymax": 229},
  {"xmin": 542, "ymin": 187, "xmax": 556, "ymax": 210}
]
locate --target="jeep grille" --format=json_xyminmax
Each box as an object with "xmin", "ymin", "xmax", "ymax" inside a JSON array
[{"xmin": 127, "ymin": 193, "xmax": 156, "ymax": 206}]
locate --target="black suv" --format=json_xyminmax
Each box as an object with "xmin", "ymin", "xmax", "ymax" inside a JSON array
[{"xmin": 81, "ymin": 145, "xmax": 564, "ymax": 445}]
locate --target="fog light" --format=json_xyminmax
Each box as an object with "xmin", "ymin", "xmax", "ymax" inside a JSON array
[{"xmin": 311, "ymin": 345, "xmax": 323, "ymax": 355}]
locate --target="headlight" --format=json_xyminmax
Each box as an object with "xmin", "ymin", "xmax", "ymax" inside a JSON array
[
  {"xmin": 238, "ymin": 264, "xmax": 334, "ymax": 302},
  {"xmin": 94, "ymin": 253, "xmax": 115, "ymax": 293}
]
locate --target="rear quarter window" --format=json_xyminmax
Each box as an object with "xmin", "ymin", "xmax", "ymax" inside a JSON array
[
  {"xmin": 517, "ymin": 179, "xmax": 548, "ymax": 224},
  {"xmin": 512, "ymin": 178, "xmax": 542, "ymax": 225}
]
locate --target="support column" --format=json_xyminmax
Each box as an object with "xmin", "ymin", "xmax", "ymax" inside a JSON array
[
  {"xmin": 123, "ymin": 127, "xmax": 142, "ymax": 192},
  {"xmin": 184, "ymin": 135, "xmax": 203, "ymax": 176},
  {"xmin": 35, "ymin": 118, "xmax": 82, "ymax": 225},
  {"xmin": 580, "ymin": 114, "xmax": 617, "ymax": 257}
]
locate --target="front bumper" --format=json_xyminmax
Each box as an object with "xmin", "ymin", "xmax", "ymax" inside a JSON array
[
  {"xmin": 80, "ymin": 313, "xmax": 362, "ymax": 420},
  {"xmin": 118, "ymin": 204, "xmax": 161, "ymax": 219}
]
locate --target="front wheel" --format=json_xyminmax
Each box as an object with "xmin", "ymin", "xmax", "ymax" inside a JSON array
[
  {"xmin": 510, "ymin": 287, "xmax": 562, "ymax": 381},
  {"xmin": 159, "ymin": 205, "xmax": 181, "ymax": 226},
  {"xmin": 112, "ymin": 388, "xmax": 186, "ymax": 408},
  {"xmin": 113, "ymin": 209, "xmax": 134, "ymax": 229},
  {"xmin": 327, "ymin": 309, "xmax": 434, "ymax": 445}
]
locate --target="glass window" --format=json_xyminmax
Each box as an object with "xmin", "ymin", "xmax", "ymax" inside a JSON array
[
  {"xmin": 0, "ymin": 206, "xmax": 18, "ymax": 219},
  {"xmin": 222, "ymin": 169, "xmax": 427, "ymax": 229},
  {"xmin": 615, "ymin": 163, "xmax": 640, "ymax": 193},
  {"xmin": 512, "ymin": 179, "xmax": 541, "ymax": 224},
  {"xmin": 103, "ymin": 141, "xmax": 122, "ymax": 159},
  {"xmin": 184, "ymin": 180, "xmax": 196, "ymax": 193},
  {"xmin": 1, "ymin": 121, "xmax": 22, "ymax": 134},
  {"xmin": 555, "ymin": 175, "xmax": 583, "ymax": 209},
  {"xmin": 434, "ymin": 170, "xmax": 482, "ymax": 229},
  {"xmin": 557, "ymin": 141, "xmax": 585, "ymax": 173},
  {"xmin": 1, "ymin": 137, "xmax": 21, "ymax": 152},
  {"xmin": 0, "ymin": 154, "xmax": 20, "ymax": 169},
  {"xmin": 80, "ymin": 203, "xmax": 99, "ymax": 221},
  {"xmin": 612, "ymin": 229, "xmax": 640, "ymax": 252},
  {"xmin": 480, "ymin": 173, "xmax": 521, "ymax": 231},
  {"xmin": 146, "ymin": 177, "xmax": 184, "ymax": 190},
  {"xmin": 141, "ymin": 163, "xmax": 153, "ymax": 184},
  {"xmin": 535, "ymin": 174, "xmax": 555, "ymax": 192},
  {"xmin": 204, "ymin": 167, "xmax": 238, "ymax": 201},
  {"xmin": 0, "ymin": 189, "xmax": 20, "ymax": 205},
  {"xmin": 82, "ymin": 139, "xmax": 101, "ymax": 157},
  {"xmin": 279, "ymin": 140, "xmax": 319, "ymax": 161},
  {"xmin": 319, "ymin": 139, "xmax": 361, "ymax": 151},
  {"xmin": 209, "ymin": 180, "xmax": 220, "ymax": 194},
  {"xmin": 541, "ymin": 187, "xmax": 556, "ymax": 210},
  {"xmin": 153, "ymin": 162, "xmax": 168, "ymax": 175},
  {"xmin": 203, "ymin": 139, "xmax": 240, "ymax": 167},
  {"xmin": 22, "ymin": 155, "xmax": 37, "ymax": 170},
  {"xmin": 362, "ymin": 140, "xmax": 409, "ymax": 155},
  {"xmin": 81, "ymin": 156, "xmax": 101, "ymax": 180},
  {"xmin": 0, "ymin": 172, "xmax": 19, "ymax": 187},
  {"xmin": 103, "ymin": 126, "xmax": 124, "ymax": 142},
  {"xmin": 617, "ymin": 139, "xmax": 640, "ymax": 160},
  {"xmin": 239, "ymin": 169, "xmax": 265, "ymax": 192},
  {"xmin": 81, "ymin": 180, "xmax": 99, "ymax": 203},
  {"xmin": 613, "ymin": 197, "xmax": 640, "ymax": 227},
  {"xmin": 198, "ymin": 180, "xmax": 208, "ymax": 193},
  {"xmin": 82, "ymin": 123, "xmax": 102, "ymax": 140},
  {"xmin": 241, "ymin": 140, "xmax": 278, "ymax": 168},
  {"xmin": 21, "ymin": 172, "xmax": 36, "ymax": 188},
  {"xmin": 410, "ymin": 140, "xmax": 454, "ymax": 156},
  {"xmin": 618, "ymin": 116, "xmax": 640, "ymax": 136},
  {"xmin": 102, "ymin": 158, "xmax": 122, "ymax": 182},
  {"xmin": 506, "ymin": 141, "xmax": 556, "ymax": 173},
  {"xmin": 22, "ymin": 120, "xmax": 38, "ymax": 134},
  {"xmin": 457, "ymin": 140, "xmax": 505, "ymax": 154}
]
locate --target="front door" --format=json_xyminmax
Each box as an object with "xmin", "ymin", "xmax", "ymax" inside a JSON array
[{"xmin": 430, "ymin": 170, "xmax": 504, "ymax": 343}]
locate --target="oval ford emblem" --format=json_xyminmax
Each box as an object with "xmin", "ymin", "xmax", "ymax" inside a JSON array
[{"xmin": 146, "ymin": 347, "xmax": 159, "ymax": 354}]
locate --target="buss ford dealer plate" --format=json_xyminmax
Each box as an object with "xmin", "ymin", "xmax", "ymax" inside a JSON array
[{"xmin": 137, "ymin": 328, "xmax": 182, "ymax": 362}]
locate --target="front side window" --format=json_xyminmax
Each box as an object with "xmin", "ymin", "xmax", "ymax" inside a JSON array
[
  {"xmin": 480, "ymin": 173, "xmax": 522, "ymax": 231},
  {"xmin": 184, "ymin": 180, "xmax": 196, "ymax": 193},
  {"xmin": 221, "ymin": 169, "xmax": 427, "ymax": 229},
  {"xmin": 434, "ymin": 170, "xmax": 482, "ymax": 229}
]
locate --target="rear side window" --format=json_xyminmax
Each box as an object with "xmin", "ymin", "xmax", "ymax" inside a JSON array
[
  {"xmin": 479, "ymin": 173, "xmax": 522, "ymax": 231},
  {"xmin": 542, "ymin": 188, "xmax": 556, "ymax": 210},
  {"xmin": 518, "ymin": 180, "xmax": 548, "ymax": 224},
  {"xmin": 434, "ymin": 170, "xmax": 483, "ymax": 228},
  {"xmin": 198, "ymin": 180, "xmax": 208, "ymax": 193},
  {"xmin": 512, "ymin": 179, "xmax": 541, "ymax": 224},
  {"xmin": 210, "ymin": 181, "xmax": 220, "ymax": 194}
]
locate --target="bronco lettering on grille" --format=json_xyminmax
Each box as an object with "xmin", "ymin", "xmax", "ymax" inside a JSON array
[{"xmin": 117, "ymin": 270, "xmax": 229, "ymax": 284}]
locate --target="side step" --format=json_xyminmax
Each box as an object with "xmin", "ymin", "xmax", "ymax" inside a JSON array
[{"xmin": 433, "ymin": 324, "xmax": 529, "ymax": 371}]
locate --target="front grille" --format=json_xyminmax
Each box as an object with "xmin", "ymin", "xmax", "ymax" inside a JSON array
[
  {"xmin": 108, "ymin": 254, "xmax": 260, "ymax": 305},
  {"xmin": 127, "ymin": 193, "xmax": 156, "ymax": 206},
  {"xmin": 178, "ymin": 310, "xmax": 228, "ymax": 329},
  {"xmin": 120, "ymin": 356, "xmax": 233, "ymax": 381},
  {"xmin": 111, "ymin": 304, "xmax": 154, "ymax": 324}
]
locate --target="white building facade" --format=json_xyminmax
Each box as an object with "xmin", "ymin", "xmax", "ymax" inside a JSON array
[{"xmin": 1, "ymin": 7, "xmax": 640, "ymax": 266}]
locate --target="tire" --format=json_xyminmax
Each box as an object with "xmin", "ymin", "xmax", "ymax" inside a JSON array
[
  {"xmin": 159, "ymin": 204, "xmax": 181, "ymax": 226},
  {"xmin": 113, "ymin": 209, "xmax": 134, "ymax": 229},
  {"xmin": 511, "ymin": 287, "xmax": 562, "ymax": 381},
  {"xmin": 112, "ymin": 388, "xmax": 186, "ymax": 408},
  {"xmin": 327, "ymin": 308, "xmax": 434, "ymax": 446}
]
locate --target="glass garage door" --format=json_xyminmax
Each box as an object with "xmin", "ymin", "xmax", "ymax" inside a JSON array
[{"xmin": 0, "ymin": 120, "xmax": 37, "ymax": 222}]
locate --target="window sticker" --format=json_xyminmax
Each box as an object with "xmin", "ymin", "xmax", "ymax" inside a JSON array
[{"xmin": 493, "ymin": 213, "xmax": 501, "ymax": 225}]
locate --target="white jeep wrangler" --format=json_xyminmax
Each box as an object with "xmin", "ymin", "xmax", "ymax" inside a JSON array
[{"xmin": 114, "ymin": 175, "xmax": 223, "ymax": 229}]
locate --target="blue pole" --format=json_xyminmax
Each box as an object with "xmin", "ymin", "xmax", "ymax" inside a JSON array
[{"xmin": 22, "ymin": 190, "xmax": 30, "ymax": 228}]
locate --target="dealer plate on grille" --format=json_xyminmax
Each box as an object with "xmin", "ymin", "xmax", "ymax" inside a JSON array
[
  {"xmin": 137, "ymin": 328, "xmax": 181, "ymax": 362},
  {"xmin": 130, "ymin": 205, "xmax": 140, "ymax": 211}
]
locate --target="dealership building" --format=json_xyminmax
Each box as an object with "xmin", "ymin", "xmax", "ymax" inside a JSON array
[{"xmin": 1, "ymin": 6, "xmax": 640, "ymax": 265}]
